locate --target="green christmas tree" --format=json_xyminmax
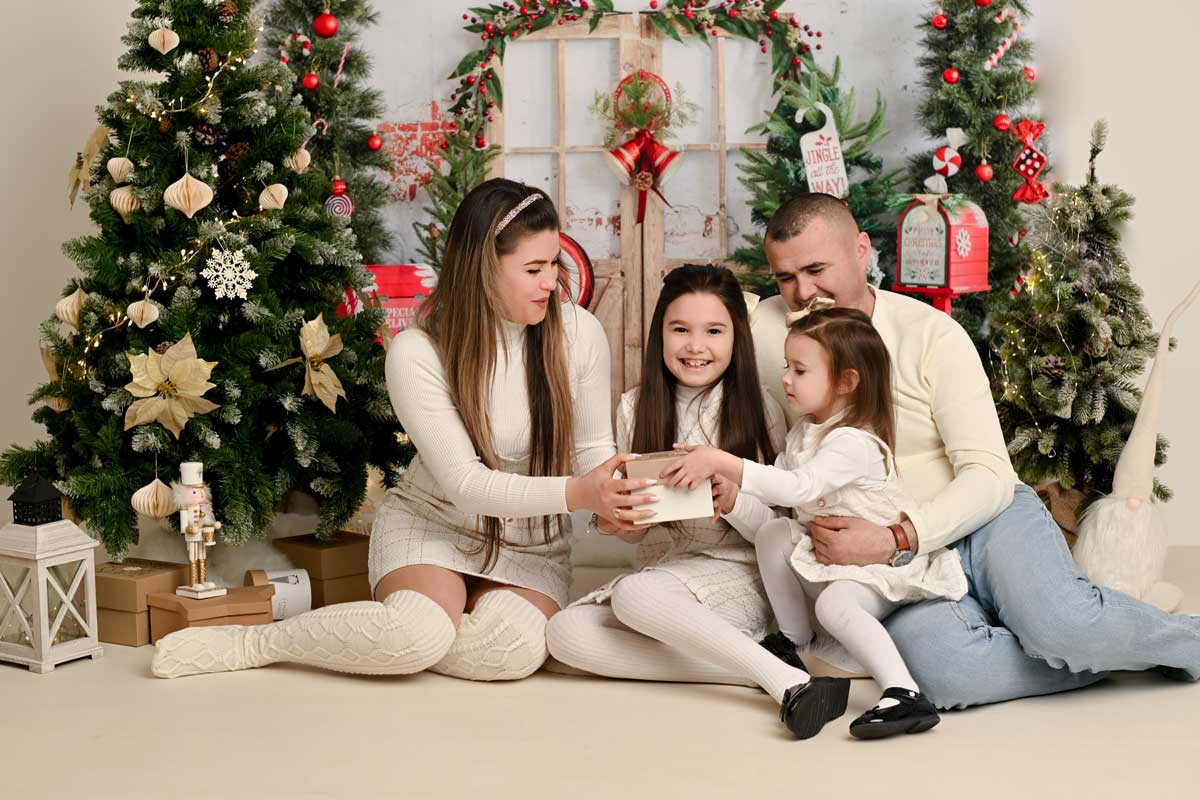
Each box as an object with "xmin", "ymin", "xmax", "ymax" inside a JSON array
[
  {"xmin": 263, "ymin": 0, "xmax": 392, "ymax": 264},
  {"xmin": 0, "ymin": 0, "xmax": 408, "ymax": 557},
  {"xmin": 733, "ymin": 57, "xmax": 895, "ymax": 293},
  {"xmin": 990, "ymin": 122, "xmax": 1168, "ymax": 506},
  {"xmin": 908, "ymin": 0, "xmax": 1043, "ymax": 350}
]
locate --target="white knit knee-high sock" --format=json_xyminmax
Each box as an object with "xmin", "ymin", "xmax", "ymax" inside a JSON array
[
  {"xmin": 546, "ymin": 602, "xmax": 759, "ymax": 688},
  {"xmin": 813, "ymin": 581, "xmax": 917, "ymax": 694},
  {"xmin": 755, "ymin": 518, "xmax": 815, "ymax": 646},
  {"xmin": 427, "ymin": 591, "xmax": 549, "ymax": 681},
  {"xmin": 610, "ymin": 570, "xmax": 810, "ymax": 703},
  {"xmin": 151, "ymin": 590, "xmax": 456, "ymax": 679}
]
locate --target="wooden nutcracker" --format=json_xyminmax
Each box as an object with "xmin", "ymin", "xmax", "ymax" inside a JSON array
[{"xmin": 173, "ymin": 461, "xmax": 226, "ymax": 599}]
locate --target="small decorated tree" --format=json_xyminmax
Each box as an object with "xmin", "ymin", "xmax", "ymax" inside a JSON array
[{"xmin": 991, "ymin": 122, "xmax": 1168, "ymax": 509}]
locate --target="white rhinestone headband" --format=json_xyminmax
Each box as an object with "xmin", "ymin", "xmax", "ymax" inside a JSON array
[{"xmin": 494, "ymin": 194, "xmax": 541, "ymax": 237}]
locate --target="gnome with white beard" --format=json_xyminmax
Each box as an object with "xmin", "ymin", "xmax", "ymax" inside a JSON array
[{"xmin": 1073, "ymin": 279, "xmax": 1200, "ymax": 612}]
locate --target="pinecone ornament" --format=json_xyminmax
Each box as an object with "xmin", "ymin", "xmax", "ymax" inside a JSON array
[
  {"xmin": 192, "ymin": 122, "xmax": 223, "ymax": 147},
  {"xmin": 158, "ymin": 115, "xmax": 173, "ymax": 134},
  {"xmin": 996, "ymin": 403, "xmax": 1011, "ymax": 431},
  {"xmin": 225, "ymin": 141, "xmax": 251, "ymax": 162},
  {"xmin": 154, "ymin": 341, "xmax": 175, "ymax": 355},
  {"xmin": 1040, "ymin": 354, "xmax": 1067, "ymax": 381},
  {"xmin": 216, "ymin": 0, "xmax": 239, "ymax": 23},
  {"xmin": 198, "ymin": 47, "xmax": 220, "ymax": 74}
]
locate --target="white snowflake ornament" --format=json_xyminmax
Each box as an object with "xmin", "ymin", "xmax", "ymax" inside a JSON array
[{"xmin": 201, "ymin": 247, "xmax": 257, "ymax": 300}]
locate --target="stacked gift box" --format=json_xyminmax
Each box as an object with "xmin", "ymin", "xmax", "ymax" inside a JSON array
[
  {"xmin": 95, "ymin": 559, "xmax": 188, "ymax": 646},
  {"xmin": 273, "ymin": 531, "xmax": 371, "ymax": 607},
  {"xmin": 147, "ymin": 584, "xmax": 275, "ymax": 643}
]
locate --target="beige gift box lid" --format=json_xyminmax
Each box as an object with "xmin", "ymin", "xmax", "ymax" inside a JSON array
[
  {"xmin": 96, "ymin": 559, "xmax": 189, "ymax": 612},
  {"xmin": 621, "ymin": 451, "xmax": 713, "ymax": 524}
]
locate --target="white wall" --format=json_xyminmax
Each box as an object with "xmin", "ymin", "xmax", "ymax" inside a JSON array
[{"xmin": 1, "ymin": 1, "xmax": 1197, "ymax": 569}]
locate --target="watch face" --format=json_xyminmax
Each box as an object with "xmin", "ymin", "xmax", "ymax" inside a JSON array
[{"xmin": 891, "ymin": 550, "xmax": 915, "ymax": 568}]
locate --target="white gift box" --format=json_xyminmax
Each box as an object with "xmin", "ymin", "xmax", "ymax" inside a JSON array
[{"xmin": 622, "ymin": 451, "xmax": 713, "ymax": 524}]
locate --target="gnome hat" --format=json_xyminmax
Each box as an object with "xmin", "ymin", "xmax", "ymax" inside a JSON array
[{"xmin": 1111, "ymin": 278, "xmax": 1200, "ymax": 501}]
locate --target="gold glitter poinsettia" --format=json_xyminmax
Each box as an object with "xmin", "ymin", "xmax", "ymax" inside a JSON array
[
  {"xmin": 123, "ymin": 334, "xmax": 219, "ymax": 439},
  {"xmin": 299, "ymin": 314, "xmax": 346, "ymax": 413}
]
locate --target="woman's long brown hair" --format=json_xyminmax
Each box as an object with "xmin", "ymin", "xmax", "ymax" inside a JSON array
[
  {"xmin": 631, "ymin": 264, "xmax": 777, "ymax": 465},
  {"xmin": 417, "ymin": 178, "xmax": 574, "ymax": 570},
  {"xmin": 788, "ymin": 307, "xmax": 896, "ymax": 458}
]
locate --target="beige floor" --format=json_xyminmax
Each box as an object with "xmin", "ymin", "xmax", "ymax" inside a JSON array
[{"xmin": 4, "ymin": 550, "xmax": 1200, "ymax": 800}]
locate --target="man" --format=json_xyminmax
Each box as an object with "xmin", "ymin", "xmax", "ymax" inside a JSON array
[{"xmin": 750, "ymin": 193, "xmax": 1199, "ymax": 709}]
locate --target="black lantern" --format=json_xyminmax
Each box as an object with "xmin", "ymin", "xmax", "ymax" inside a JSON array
[{"xmin": 8, "ymin": 475, "xmax": 64, "ymax": 527}]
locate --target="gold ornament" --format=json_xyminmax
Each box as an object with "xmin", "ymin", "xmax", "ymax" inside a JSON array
[
  {"xmin": 109, "ymin": 185, "xmax": 140, "ymax": 223},
  {"xmin": 148, "ymin": 27, "xmax": 180, "ymax": 56},
  {"xmin": 131, "ymin": 478, "xmax": 177, "ymax": 519},
  {"xmin": 55, "ymin": 287, "xmax": 87, "ymax": 329},
  {"xmin": 258, "ymin": 183, "xmax": 288, "ymax": 210},
  {"xmin": 283, "ymin": 148, "xmax": 311, "ymax": 173},
  {"xmin": 300, "ymin": 315, "xmax": 346, "ymax": 413},
  {"xmin": 107, "ymin": 156, "xmax": 134, "ymax": 183},
  {"xmin": 38, "ymin": 342, "xmax": 69, "ymax": 413},
  {"xmin": 124, "ymin": 334, "xmax": 219, "ymax": 439},
  {"xmin": 126, "ymin": 299, "xmax": 160, "ymax": 328},
  {"xmin": 163, "ymin": 172, "xmax": 214, "ymax": 219}
]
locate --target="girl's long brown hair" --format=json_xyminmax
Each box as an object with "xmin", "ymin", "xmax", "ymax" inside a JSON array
[
  {"xmin": 788, "ymin": 307, "xmax": 896, "ymax": 457},
  {"xmin": 632, "ymin": 264, "xmax": 777, "ymax": 465},
  {"xmin": 418, "ymin": 178, "xmax": 573, "ymax": 570}
]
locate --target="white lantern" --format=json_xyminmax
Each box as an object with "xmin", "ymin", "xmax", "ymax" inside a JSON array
[{"xmin": 0, "ymin": 476, "xmax": 103, "ymax": 673}]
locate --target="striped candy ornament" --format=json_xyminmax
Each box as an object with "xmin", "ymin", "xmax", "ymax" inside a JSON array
[
  {"xmin": 279, "ymin": 33, "xmax": 312, "ymax": 64},
  {"xmin": 984, "ymin": 10, "xmax": 1021, "ymax": 71},
  {"xmin": 325, "ymin": 193, "xmax": 354, "ymax": 218}
]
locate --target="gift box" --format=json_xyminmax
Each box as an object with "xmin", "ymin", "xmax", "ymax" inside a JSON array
[
  {"xmin": 274, "ymin": 531, "xmax": 371, "ymax": 608},
  {"xmin": 95, "ymin": 559, "xmax": 189, "ymax": 646},
  {"xmin": 622, "ymin": 451, "xmax": 712, "ymax": 524},
  {"xmin": 147, "ymin": 584, "xmax": 275, "ymax": 644}
]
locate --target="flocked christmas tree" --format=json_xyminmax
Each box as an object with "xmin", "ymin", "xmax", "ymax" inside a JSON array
[
  {"xmin": 908, "ymin": 0, "xmax": 1044, "ymax": 350},
  {"xmin": 263, "ymin": 0, "xmax": 392, "ymax": 264},
  {"xmin": 0, "ymin": 0, "xmax": 408, "ymax": 557},
  {"xmin": 733, "ymin": 54, "xmax": 895, "ymax": 293},
  {"xmin": 990, "ymin": 122, "xmax": 1169, "ymax": 506}
]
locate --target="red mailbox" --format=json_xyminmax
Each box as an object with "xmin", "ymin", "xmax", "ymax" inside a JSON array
[{"xmin": 894, "ymin": 198, "xmax": 990, "ymax": 314}]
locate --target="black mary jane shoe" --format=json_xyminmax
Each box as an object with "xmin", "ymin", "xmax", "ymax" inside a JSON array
[
  {"xmin": 848, "ymin": 687, "xmax": 941, "ymax": 740},
  {"xmin": 760, "ymin": 631, "xmax": 808, "ymax": 672},
  {"xmin": 779, "ymin": 677, "xmax": 850, "ymax": 740}
]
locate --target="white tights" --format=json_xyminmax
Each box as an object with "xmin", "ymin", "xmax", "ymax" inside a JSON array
[
  {"xmin": 754, "ymin": 517, "xmax": 918, "ymax": 693},
  {"xmin": 547, "ymin": 569, "xmax": 809, "ymax": 703}
]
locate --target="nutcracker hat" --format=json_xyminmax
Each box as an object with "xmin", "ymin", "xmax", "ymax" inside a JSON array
[{"xmin": 179, "ymin": 462, "xmax": 206, "ymax": 487}]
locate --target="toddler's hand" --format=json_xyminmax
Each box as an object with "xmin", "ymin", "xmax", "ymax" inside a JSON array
[
  {"xmin": 711, "ymin": 473, "xmax": 738, "ymax": 521},
  {"xmin": 661, "ymin": 444, "xmax": 722, "ymax": 490}
]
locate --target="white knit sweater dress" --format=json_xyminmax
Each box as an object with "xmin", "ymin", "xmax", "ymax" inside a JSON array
[
  {"xmin": 368, "ymin": 305, "xmax": 615, "ymax": 608},
  {"xmin": 574, "ymin": 382, "xmax": 787, "ymax": 639}
]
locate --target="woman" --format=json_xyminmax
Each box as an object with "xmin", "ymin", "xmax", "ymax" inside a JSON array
[{"xmin": 152, "ymin": 179, "xmax": 653, "ymax": 680}]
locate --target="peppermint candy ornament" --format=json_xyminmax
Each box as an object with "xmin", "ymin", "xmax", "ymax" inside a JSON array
[
  {"xmin": 923, "ymin": 128, "xmax": 969, "ymax": 194},
  {"xmin": 325, "ymin": 178, "xmax": 354, "ymax": 218},
  {"xmin": 933, "ymin": 146, "xmax": 963, "ymax": 178}
]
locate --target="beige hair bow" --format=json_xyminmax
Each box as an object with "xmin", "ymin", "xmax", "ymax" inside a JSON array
[{"xmin": 784, "ymin": 296, "xmax": 837, "ymax": 326}]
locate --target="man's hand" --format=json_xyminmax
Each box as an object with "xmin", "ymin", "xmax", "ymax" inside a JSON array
[
  {"xmin": 710, "ymin": 473, "xmax": 738, "ymax": 521},
  {"xmin": 809, "ymin": 515, "xmax": 894, "ymax": 566}
]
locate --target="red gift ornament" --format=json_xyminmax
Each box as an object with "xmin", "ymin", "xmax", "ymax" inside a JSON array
[
  {"xmin": 1010, "ymin": 120, "xmax": 1049, "ymax": 204},
  {"xmin": 602, "ymin": 71, "xmax": 682, "ymax": 224}
]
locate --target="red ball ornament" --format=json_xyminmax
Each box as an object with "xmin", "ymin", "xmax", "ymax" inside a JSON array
[
  {"xmin": 975, "ymin": 0, "xmax": 994, "ymax": 6},
  {"xmin": 367, "ymin": 134, "xmax": 383, "ymax": 151},
  {"xmin": 932, "ymin": 14, "xmax": 948, "ymax": 30},
  {"xmin": 993, "ymin": 114, "xmax": 1012, "ymax": 132},
  {"xmin": 331, "ymin": 178, "xmax": 348, "ymax": 196},
  {"xmin": 313, "ymin": 12, "xmax": 339, "ymax": 38},
  {"xmin": 303, "ymin": 72, "xmax": 320, "ymax": 90},
  {"xmin": 942, "ymin": 67, "xmax": 960, "ymax": 84},
  {"xmin": 976, "ymin": 163, "xmax": 995, "ymax": 182},
  {"xmin": 1023, "ymin": 66, "xmax": 1038, "ymax": 82}
]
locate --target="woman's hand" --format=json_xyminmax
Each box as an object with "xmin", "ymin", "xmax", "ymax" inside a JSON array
[
  {"xmin": 660, "ymin": 444, "xmax": 742, "ymax": 490},
  {"xmin": 710, "ymin": 473, "xmax": 738, "ymax": 521},
  {"xmin": 595, "ymin": 513, "xmax": 648, "ymax": 543},
  {"xmin": 566, "ymin": 453, "xmax": 657, "ymax": 532}
]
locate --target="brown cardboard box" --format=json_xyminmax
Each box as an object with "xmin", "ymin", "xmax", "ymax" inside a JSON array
[
  {"xmin": 98, "ymin": 608, "xmax": 150, "ymax": 647},
  {"xmin": 147, "ymin": 584, "xmax": 275, "ymax": 644},
  {"xmin": 96, "ymin": 559, "xmax": 189, "ymax": 646},
  {"xmin": 311, "ymin": 573, "xmax": 372, "ymax": 607},
  {"xmin": 273, "ymin": 531, "xmax": 369, "ymax": 580}
]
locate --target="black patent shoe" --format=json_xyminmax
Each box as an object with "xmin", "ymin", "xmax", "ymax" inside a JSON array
[
  {"xmin": 779, "ymin": 677, "xmax": 850, "ymax": 740},
  {"xmin": 848, "ymin": 687, "xmax": 941, "ymax": 740},
  {"xmin": 760, "ymin": 631, "xmax": 808, "ymax": 672}
]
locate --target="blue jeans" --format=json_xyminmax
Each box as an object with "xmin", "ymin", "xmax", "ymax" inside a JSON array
[{"xmin": 884, "ymin": 484, "xmax": 1200, "ymax": 709}]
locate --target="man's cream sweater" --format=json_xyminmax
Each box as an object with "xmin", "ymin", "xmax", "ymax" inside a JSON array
[{"xmin": 749, "ymin": 289, "xmax": 1019, "ymax": 553}]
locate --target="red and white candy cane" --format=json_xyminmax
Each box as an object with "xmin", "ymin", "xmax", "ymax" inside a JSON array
[
  {"xmin": 1011, "ymin": 273, "xmax": 1026, "ymax": 298},
  {"xmin": 984, "ymin": 9, "xmax": 1021, "ymax": 71},
  {"xmin": 279, "ymin": 33, "xmax": 313, "ymax": 65},
  {"xmin": 1009, "ymin": 229, "xmax": 1028, "ymax": 247}
]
